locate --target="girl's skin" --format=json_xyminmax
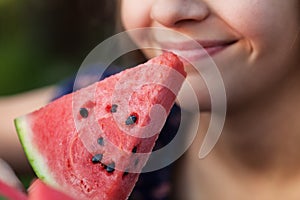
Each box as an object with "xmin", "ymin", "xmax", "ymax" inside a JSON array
[
  {"xmin": 0, "ymin": 87, "xmax": 55, "ymax": 174},
  {"xmin": 0, "ymin": 158, "xmax": 24, "ymax": 190},
  {"xmin": 121, "ymin": 0, "xmax": 300, "ymax": 199}
]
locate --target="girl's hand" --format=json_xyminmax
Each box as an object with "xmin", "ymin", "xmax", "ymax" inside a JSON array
[
  {"xmin": 0, "ymin": 159, "xmax": 74, "ymax": 199},
  {"xmin": 0, "ymin": 158, "xmax": 24, "ymax": 191}
]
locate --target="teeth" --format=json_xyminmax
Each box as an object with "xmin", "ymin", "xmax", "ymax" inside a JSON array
[{"xmin": 170, "ymin": 48, "xmax": 209, "ymax": 60}]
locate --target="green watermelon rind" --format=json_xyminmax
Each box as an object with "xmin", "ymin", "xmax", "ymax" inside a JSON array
[{"xmin": 14, "ymin": 116, "xmax": 58, "ymax": 188}]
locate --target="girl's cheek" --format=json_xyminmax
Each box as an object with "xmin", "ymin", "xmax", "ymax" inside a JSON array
[
  {"xmin": 214, "ymin": 0, "xmax": 274, "ymax": 37},
  {"xmin": 215, "ymin": 0, "xmax": 299, "ymax": 51},
  {"xmin": 121, "ymin": 0, "xmax": 152, "ymax": 30}
]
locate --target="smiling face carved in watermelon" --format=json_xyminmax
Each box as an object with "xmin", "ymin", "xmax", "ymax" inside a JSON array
[{"xmin": 15, "ymin": 52, "xmax": 186, "ymax": 200}]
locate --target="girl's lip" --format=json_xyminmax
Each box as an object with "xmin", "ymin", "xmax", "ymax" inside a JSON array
[
  {"xmin": 159, "ymin": 40, "xmax": 237, "ymax": 62},
  {"xmin": 159, "ymin": 40, "xmax": 236, "ymax": 50}
]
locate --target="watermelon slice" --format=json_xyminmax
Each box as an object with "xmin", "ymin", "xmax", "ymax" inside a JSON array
[
  {"xmin": 28, "ymin": 179, "xmax": 74, "ymax": 200},
  {"xmin": 0, "ymin": 179, "xmax": 75, "ymax": 200},
  {"xmin": 0, "ymin": 180, "xmax": 27, "ymax": 200},
  {"xmin": 15, "ymin": 52, "xmax": 186, "ymax": 200}
]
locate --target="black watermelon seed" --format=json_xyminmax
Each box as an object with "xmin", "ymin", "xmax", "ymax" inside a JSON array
[
  {"xmin": 125, "ymin": 115, "xmax": 137, "ymax": 125},
  {"xmin": 123, "ymin": 170, "xmax": 129, "ymax": 177},
  {"xmin": 132, "ymin": 146, "xmax": 137, "ymax": 153},
  {"xmin": 91, "ymin": 154, "xmax": 103, "ymax": 163},
  {"xmin": 80, "ymin": 108, "xmax": 89, "ymax": 118},
  {"xmin": 105, "ymin": 162, "xmax": 115, "ymax": 173},
  {"xmin": 97, "ymin": 137, "xmax": 104, "ymax": 146},
  {"xmin": 134, "ymin": 158, "xmax": 139, "ymax": 166},
  {"xmin": 110, "ymin": 104, "xmax": 118, "ymax": 113}
]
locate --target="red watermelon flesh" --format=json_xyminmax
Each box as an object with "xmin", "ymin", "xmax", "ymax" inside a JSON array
[
  {"xmin": 0, "ymin": 180, "xmax": 27, "ymax": 200},
  {"xmin": 15, "ymin": 52, "xmax": 186, "ymax": 200},
  {"xmin": 0, "ymin": 179, "xmax": 75, "ymax": 200},
  {"xmin": 28, "ymin": 179, "xmax": 74, "ymax": 200}
]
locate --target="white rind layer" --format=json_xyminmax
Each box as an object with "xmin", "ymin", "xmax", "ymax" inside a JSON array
[{"xmin": 14, "ymin": 116, "xmax": 58, "ymax": 188}]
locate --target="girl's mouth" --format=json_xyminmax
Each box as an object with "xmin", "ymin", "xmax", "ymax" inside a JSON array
[{"xmin": 159, "ymin": 40, "xmax": 238, "ymax": 63}]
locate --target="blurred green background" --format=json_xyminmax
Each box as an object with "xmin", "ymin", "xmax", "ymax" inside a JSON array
[
  {"xmin": 0, "ymin": 0, "xmax": 118, "ymax": 187},
  {"xmin": 0, "ymin": 0, "xmax": 117, "ymax": 95}
]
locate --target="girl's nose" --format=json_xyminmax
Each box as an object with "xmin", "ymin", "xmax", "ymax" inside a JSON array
[{"xmin": 151, "ymin": 0, "xmax": 210, "ymax": 27}]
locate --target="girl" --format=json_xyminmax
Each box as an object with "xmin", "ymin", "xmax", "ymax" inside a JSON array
[
  {"xmin": 1, "ymin": 0, "xmax": 300, "ymax": 199},
  {"xmin": 120, "ymin": 0, "xmax": 300, "ymax": 199}
]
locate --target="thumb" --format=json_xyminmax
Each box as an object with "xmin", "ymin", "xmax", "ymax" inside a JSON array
[{"xmin": 0, "ymin": 158, "xmax": 24, "ymax": 191}]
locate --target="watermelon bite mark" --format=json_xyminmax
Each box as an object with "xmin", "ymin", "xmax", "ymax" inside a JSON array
[{"xmin": 15, "ymin": 52, "xmax": 186, "ymax": 200}]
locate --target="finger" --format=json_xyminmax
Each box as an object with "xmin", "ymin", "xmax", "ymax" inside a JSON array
[{"xmin": 0, "ymin": 158, "xmax": 24, "ymax": 191}]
